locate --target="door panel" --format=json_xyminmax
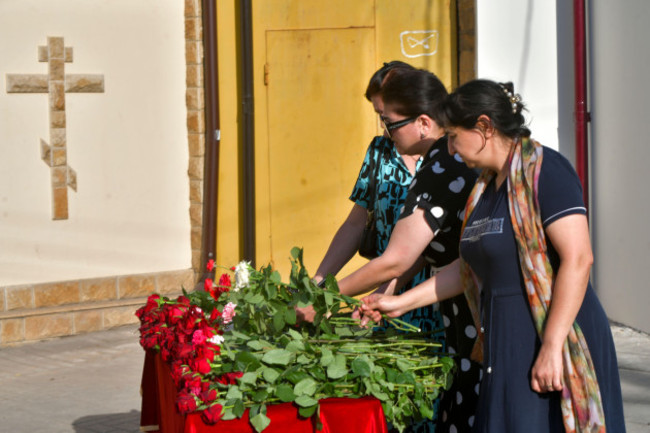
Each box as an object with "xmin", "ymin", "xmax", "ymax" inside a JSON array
[{"xmin": 265, "ymin": 28, "xmax": 376, "ymax": 277}]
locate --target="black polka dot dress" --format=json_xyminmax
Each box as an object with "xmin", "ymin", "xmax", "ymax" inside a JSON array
[{"xmin": 399, "ymin": 137, "xmax": 481, "ymax": 433}]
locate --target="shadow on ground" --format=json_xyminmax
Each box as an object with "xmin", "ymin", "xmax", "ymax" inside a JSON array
[{"xmin": 73, "ymin": 409, "xmax": 141, "ymax": 433}]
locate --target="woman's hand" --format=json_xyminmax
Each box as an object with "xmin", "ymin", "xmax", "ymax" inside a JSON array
[
  {"xmin": 530, "ymin": 342, "xmax": 564, "ymax": 393},
  {"xmin": 359, "ymin": 293, "xmax": 404, "ymax": 326},
  {"xmin": 295, "ymin": 305, "xmax": 317, "ymax": 324}
]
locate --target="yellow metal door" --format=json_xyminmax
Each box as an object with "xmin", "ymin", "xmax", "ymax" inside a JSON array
[{"xmin": 264, "ymin": 28, "xmax": 376, "ymax": 276}]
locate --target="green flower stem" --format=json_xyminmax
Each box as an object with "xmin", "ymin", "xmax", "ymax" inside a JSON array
[{"xmin": 409, "ymin": 364, "xmax": 444, "ymax": 371}]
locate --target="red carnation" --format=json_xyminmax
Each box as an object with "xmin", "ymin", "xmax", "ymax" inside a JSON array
[{"xmin": 201, "ymin": 403, "xmax": 223, "ymax": 424}]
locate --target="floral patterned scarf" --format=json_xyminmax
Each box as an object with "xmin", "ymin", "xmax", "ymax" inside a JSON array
[{"xmin": 459, "ymin": 137, "xmax": 606, "ymax": 432}]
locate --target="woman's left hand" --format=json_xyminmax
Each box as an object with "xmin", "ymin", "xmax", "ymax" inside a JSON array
[{"xmin": 530, "ymin": 342, "xmax": 564, "ymax": 393}]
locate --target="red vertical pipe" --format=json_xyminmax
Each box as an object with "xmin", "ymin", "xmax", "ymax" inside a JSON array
[{"xmin": 574, "ymin": 0, "xmax": 589, "ymax": 209}]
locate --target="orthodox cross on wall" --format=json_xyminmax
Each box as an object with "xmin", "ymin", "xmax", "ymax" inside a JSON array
[{"xmin": 6, "ymin": 36, "xmax": 105, "ymax": 220}]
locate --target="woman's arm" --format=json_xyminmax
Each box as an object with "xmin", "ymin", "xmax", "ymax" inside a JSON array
[
  {"xmin": 360, "ymin": 259, "xmax": 463, "ymax": 324},
  {"xmin": 313, "ymin": 203, "xmax": 368, "ymax": 282},
  {"xmin": 337, "ymin": 209, "xmax": 434, "ymax": 296},
  {"xmin": 530, "ymin": 213, "xmax": 593, "ymax": 393}
]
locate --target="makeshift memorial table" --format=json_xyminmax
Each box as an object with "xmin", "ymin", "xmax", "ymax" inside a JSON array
[
  {"xmin": 136, "ymin": 249, "xmax": 453, "ymax": 433},
  {"xmin": 140, "ymin": 350, "xmax": 387, "ymax": 433}
]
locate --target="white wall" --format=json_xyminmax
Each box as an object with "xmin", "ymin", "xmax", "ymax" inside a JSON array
[
  {"xmin": 589, "ymin": 0, "xmax": 650, "ymax": 333},
  {"xmin": 0, "ymin": 0, "xmax": 190, "ymax": 285},
  {"xmin": 476, "ymin": 0, "xmax": 559, "ymax": 150}
]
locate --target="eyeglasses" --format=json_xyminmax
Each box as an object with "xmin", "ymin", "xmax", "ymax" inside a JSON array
[{"xmin": 380, "ymin": 116, "xmax": 418, "ymax": 138}]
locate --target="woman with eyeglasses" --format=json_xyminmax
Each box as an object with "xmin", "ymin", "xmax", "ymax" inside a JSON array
[
  {"xmin": 360, "ymin": 79, "xmax": 626, "ymax": 433},
  {"xmin": 332, "ymin": 67, "xmax": 481, "ymax": 433}
]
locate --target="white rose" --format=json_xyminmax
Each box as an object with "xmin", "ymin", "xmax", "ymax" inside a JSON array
[
  {"xmin": 208, "ymin": 334, "xmax": 224, "ymax": 345},
  {"xmin": 234, "ymin": 261, "xmax": 251, "ymax": 291}
]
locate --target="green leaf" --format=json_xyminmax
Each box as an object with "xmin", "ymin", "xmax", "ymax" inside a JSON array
[
  {"xmin": 283, "ymin": 367, "xmax": 309, "ymax": 384},
  {"xmin": 261, "ymin": 349, "xmax": 293, "ymax": 366},
  {"xmin": 246, "ymin": 340, "xmax": 267, "ymax": 351},
  {"xmin": 250, "ymin": 412, "xmax": 271, "ymax": 432},
  {"xmin": 326, "ymin": 354, "xmax": 347, "ymax": 379},
  {"xmin": 320, "ymin": 348, "xmax": 334, "ymax": 367},
  {"xmin": 253, "ymin": 389, "xmax": 269, "ymax": 402},
  {"xmin": 286, "ymin": 328, "xmax": 303, "ymax": 340},
  {"xmin": 351, "ymin": 357, "xmax": 371, "ymax": 377},
  {"xmin": 294, "ymin": 377, "xmax": 317, "ymax": 396},
  {"xmin": 225, "ymin": 386, "xmax": 243, "ymax": 400},
  {"xmin": 239, "ymin": 372, "xmax": 257, "ymax": 385},
  {"xmin": 396, "ymin": 358, "xmax": 412, "ymax": 372},
  {"xmin": 230, "ymin": 330, "xmax": 251, "ymax": 340},
  {"xmin": 294, "ymin": 395, "xmax": 318, "ymax": 407},
  {"xmin": 284, "ymin": 308, "xmax": 297, "ymax": 325},
  {"xmin": 323, "ymin": 291, "xmax": 334, "ymax": 306},
  {"xmin": 296, "ymin": 354, "xmax": 311, "ymax": 365},
  {"xmin": 262, "ymin": 367, "xmax": 280, "ymax": 383},
  {"xmin": 275, "ymin": 383, "xmax": 296, "ymax": 402},
  {"xmin": 285, "ymin": 340, "xmax": 305, "ymax": 353},
  {"xmin": 235, "ymin": 350, "xmax": 262, "ymax": 371},
  {"xmin": 246, "ymin": 293, "xmax": 265, "ymax": 305},
  {"xmin": 290, "ymin": 247, "xmax": 302, "ymax": 260},
  {"xmin": 270, "ymin": 270, "xmax": 282, "ymax": 284},
  {"xmin": 272, "ymin": 313, "xmax": 285, "ymax": 332},
  {"xmin": 298, "ymin": 404, "xmax": 318, "ymax": 418},
  {"xmin": 233, "ymin": 399, "xmax": 245, "ymax": 418}
]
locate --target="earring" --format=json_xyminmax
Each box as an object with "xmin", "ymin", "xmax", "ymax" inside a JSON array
[{"xmin": 420, "ymin": 132, "xmax": 425, "ymax": 140}]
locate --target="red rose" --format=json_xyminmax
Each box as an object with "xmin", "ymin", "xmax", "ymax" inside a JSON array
[
  {"xmin": 201, "ymin": 403, "xmax": 223, "ymax": 424},
  {"xmin": 209, "ymin": 308, "xmax": 222, "ymax": 322},
  {"xmin": 204, "ymin": 278, "xmax": 214, "ymax": 292},
  {"xmin": 206, "ymin": 259, "xmax": 215, "ymax": 272},
  {"xmin": 201, "ymin": 388, "xmax": 218, "ymax": 404},
  {"xmin": 191, "ymin": 357, "xmax": 212, "ymax": 375},
  {"xmin": 218, "ymin": 273, "xmax": 231, "ymax": 288},
  {"xmin": 176, "ymin": 391, "xmax": 197, "ymax": 414},
  {"xmin": 216, "ymin": 371, "xmax": 243, "ymax": 385}
]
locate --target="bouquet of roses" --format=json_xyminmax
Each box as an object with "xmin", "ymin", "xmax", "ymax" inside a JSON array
[{"xmin": 136, "ymin": 248, "xmax": 453, "ymax": 432}]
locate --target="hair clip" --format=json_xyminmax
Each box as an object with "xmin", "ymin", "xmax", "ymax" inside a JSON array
[{"xmin": 500, "ymin": 85, "xmax": 521, "ymax": 114}]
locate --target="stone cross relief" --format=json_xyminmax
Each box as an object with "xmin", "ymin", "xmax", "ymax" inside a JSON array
[{"xmin": 6, "ymin": 36, "xmax": 104, "ymax": 220}]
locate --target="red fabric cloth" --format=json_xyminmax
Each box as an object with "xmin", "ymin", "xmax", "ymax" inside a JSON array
[{"xmin": 140, "ymin": 351, "xmax": 388, "ymax": 433}]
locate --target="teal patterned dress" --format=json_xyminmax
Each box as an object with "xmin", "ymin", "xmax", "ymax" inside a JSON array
[{"xmin": 350, "ymin": 136, "xmax": 444, "ymax": 433}]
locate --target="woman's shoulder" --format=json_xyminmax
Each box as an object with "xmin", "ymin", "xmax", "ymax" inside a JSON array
[
  {"xmin": 367, "ymin": 135, "xmax": 392, "ymax": 153},
  {"xmin": 540, "ymin": 145, "xmax": 577, "ymax": 176}
]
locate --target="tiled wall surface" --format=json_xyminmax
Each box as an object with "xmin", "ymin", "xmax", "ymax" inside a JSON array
[
  {"xmin": 185, "ymin": 0, "xmax": 206, "ymax": 278},
  {"xmin": 0, "ymin": 268, "xmax": 194, "ymax": 346}
]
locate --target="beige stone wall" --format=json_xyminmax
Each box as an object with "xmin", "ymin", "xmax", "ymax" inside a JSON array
[
  {"xmin": 0, "ymin": 268, "xmax": 194, "ymax": 345},
  {"xmin": 0, "ymin": 0, "xmax": 205, "ymax": 344},
  {"xmin": 0, "ymin": 0, "xmax": 192, "ymax": 286}
]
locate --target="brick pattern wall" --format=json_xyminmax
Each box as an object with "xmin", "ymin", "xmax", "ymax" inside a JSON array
[
  {"xmin": 0, "ymin": 269, "xmax": 194, "ymax": 345},
  {"xmin": 185, "ymin": 0, "xmax": 206, "ymax": 279}
]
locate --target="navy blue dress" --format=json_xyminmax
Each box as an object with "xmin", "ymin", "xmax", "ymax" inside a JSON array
[
  {"xmin": 399, "ymin": 138, "xmax": 480, "ymax": 433},
  {"xmin": 459, "ymin": 147, "xmax": 625, "ymax": 432}
]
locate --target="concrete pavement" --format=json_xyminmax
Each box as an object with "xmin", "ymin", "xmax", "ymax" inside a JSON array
[{"xmin": 0, "ymin": 323, "xmax": 648, "ymax": 433}]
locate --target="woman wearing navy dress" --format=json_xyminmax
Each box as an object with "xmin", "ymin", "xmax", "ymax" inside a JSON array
[{"xmin": 361, "ymin": 79, "xmax": 626, "ymax": 433}]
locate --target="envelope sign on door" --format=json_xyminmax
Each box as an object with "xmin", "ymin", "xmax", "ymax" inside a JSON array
[{"xmin": 400, "ymin": 30, "xmax": 439, "ymax": 58}]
